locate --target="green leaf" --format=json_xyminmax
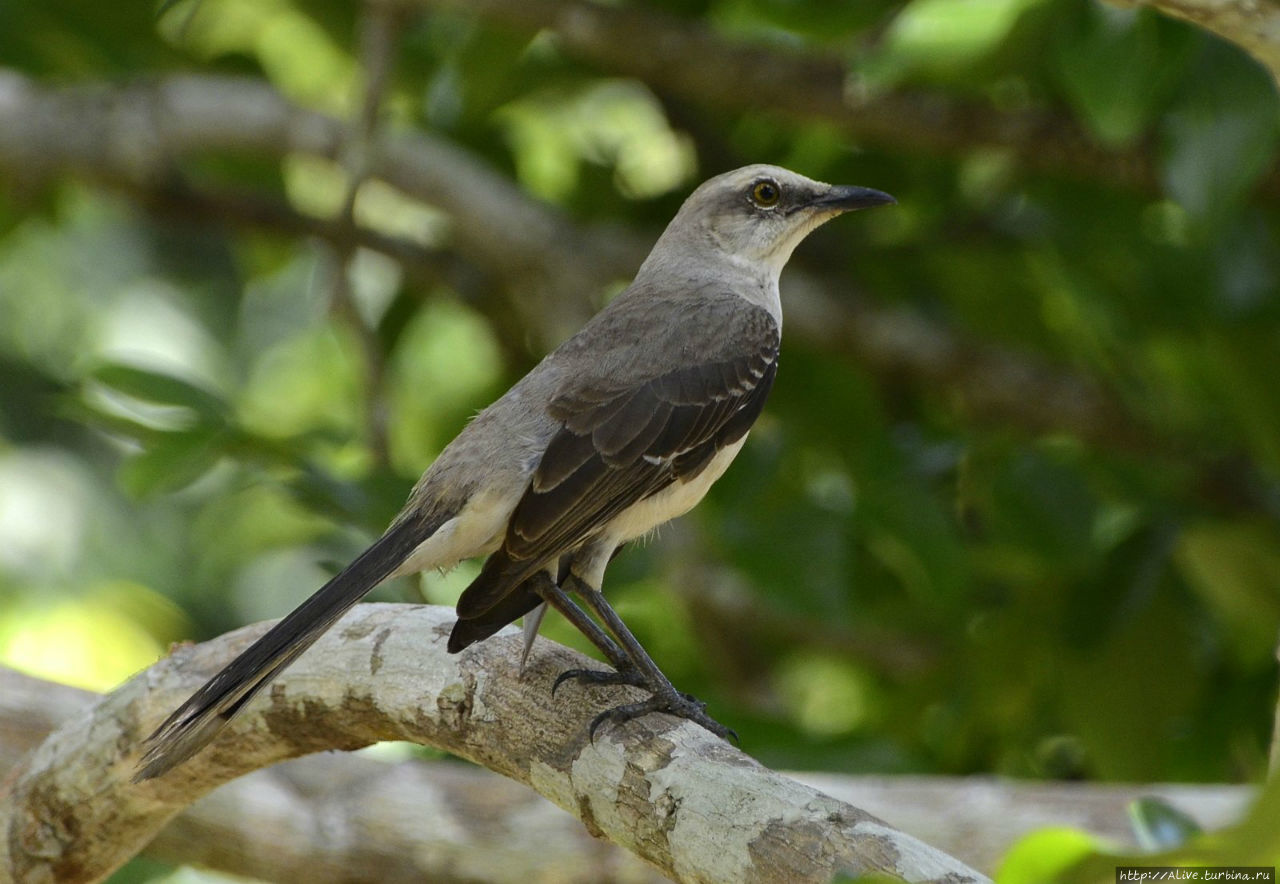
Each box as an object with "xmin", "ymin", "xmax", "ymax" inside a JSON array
[
  {"xmin": 1161, "ymin": 42, "xmax": 1280, "ymax": 228},
  {"xmin": 1174, "ymin": 519, "xmax": 1280, "ymax": 666},
  {"xmin": 91, "ymin": 362, "xmax": 229, "ymax": 422},
  {"xmin": 1129, "ymin": 797, "xmax": 1202, "ymax": 850},
  {"xmin": 1053, "ymin": 5, "xmax": 1195, "ymax": 147},
  {"xmin": 868, "ymin": 0, "xmax": 1045, "ymax": 85},
  {"xmin": 984, "ymin": 450, "xmax": 1098, "ymax": 576},
  {"xmin": 1053, "ymin": 771, "xmax": 1280, "ymax": 880},
  {"xmin": 995, "ymin": 827, "xmax": 1103, "ymax": 884},
  {"xmin": 117, "ymin": 425, "xmax": 228, "ymax": 498}
]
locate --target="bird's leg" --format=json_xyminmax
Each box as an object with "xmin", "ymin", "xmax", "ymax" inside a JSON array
[
  {"xmin": 563, "ymin": 574, "xmax": 737, "ymax": 742},
  {"xmin": 528, "ymin": 573, "xmax": 644, "ymax": 693}
]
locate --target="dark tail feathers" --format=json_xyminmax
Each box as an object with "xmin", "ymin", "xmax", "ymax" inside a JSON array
[{"xmin": 134, "ymin": 513, "xmax": 437, "ymax": 781}]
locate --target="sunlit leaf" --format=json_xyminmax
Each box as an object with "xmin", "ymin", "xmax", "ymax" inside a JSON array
[
  {"xmin": 864, "ymin": 0, "xmax": 1045, "ymax": 85},
  {"xmin": 995, "ymin": 827, "xmax": 1105, "ymax": 884},
  {"xmin": 91, "ymin": 362, "xmax": 229, "ymax": 422},
  {"xmin": 0, "ymin": 581, "xmax": 183, "ymax": 691}
]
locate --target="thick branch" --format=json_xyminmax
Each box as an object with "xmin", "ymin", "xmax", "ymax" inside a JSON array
[
  {"xmin": 146, "ymin": 753, "xmax": 668, "ymax": 883},
  {"xmin": 0, "ymin": 671, "xmax": 95, "ymax": 773},
  {"xmin": 801, "ymin": 774, "xmax": 1251, "ymax": 874},
  {"xmin": 0, "ymin": 667, "xmax": 1254, "ymax": 878},
  {"xmin": 0, "ymin": 668, "xmax": 664, "ymax": 882},
  {"xmin": 0, "ymin": 604, "xmax": 985, "ymax": 883}
]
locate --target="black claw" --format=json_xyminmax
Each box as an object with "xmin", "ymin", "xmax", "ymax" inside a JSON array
[
  {"xmin": 549, "ymin": 660, "xmax": 735, "ymax": 743},
  {"xmin": 583, "ymin": 692, "xmax": 736, "ymax": 743},
  {"xmin": 552, "ymin": 667, "xmax": 601, "ymax": 696},
  {"xmin": 588, "ymin": 708, "xmax": 613, "ymax": 743},
  {"xmin": 551, "ymin": 669, "xmax": 576, "ymax": 697}
]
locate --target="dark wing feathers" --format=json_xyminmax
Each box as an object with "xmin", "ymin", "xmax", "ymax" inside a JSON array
[
  {"xmin": 512, "ymin": 457, "xmax": 668, "ymax": 558},
  {"xmin": 451, "ymin": 297, "xmax": 779, "ymax": 629},
  {"xmin": 516, "ymin": 356, "xmax": 778, "ymax": 556},
  {"xmin": 592, "ymin": 388, "xmax": 670, "ymax": 462},
  {"xmin": 533, "ymin": 427, "xmax": 596, "ymax": 491}
]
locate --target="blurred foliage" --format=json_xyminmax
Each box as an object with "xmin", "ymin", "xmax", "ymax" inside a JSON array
[{"xmin": 2, "ymin": 0, "xmax": 1280, "ymax": 878}]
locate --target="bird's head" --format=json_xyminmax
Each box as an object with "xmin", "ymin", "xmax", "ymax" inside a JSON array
[{"xmin": 647, "ymin": 164, "xmax": 895, "ymax": 280}]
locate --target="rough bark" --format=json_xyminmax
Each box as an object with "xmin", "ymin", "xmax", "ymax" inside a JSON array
[
  {"xmin": 0, "ymin": 604, "xmax": 986, "ymax": 884},
  {"xmin": 0, "ymin": 669, "xmax": 664, "ymax": 883},
  {"xmin": 0, "ymin": 665, "xmax": 1255, "ymax": 879}
]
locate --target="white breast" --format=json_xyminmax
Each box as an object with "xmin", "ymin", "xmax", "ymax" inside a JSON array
[{"xmin": 602, "ymin": 436, "xmax": 748, "ymax": 546}]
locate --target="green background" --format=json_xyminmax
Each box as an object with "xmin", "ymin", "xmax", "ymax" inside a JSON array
[{"xmin": 1, "ymin": 0, "xmax": 1278, "ymax": 878}]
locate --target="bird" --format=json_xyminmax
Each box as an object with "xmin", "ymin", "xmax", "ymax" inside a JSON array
[{"xmin": 134, "ymin": 164, "xmax": 894, "ymax": 780}]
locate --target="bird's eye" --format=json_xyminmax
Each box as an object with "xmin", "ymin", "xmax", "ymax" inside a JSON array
[{"xmin": 750, "ymin": 179, "xmax": 781, "ymax": 208}]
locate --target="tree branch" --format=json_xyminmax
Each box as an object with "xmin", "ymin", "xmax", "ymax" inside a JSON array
[
  {"xmin": 0, "ymin": 666, "xmax": 1254, "ymax": 879},
  {"xmin": 0, "ymin": 604, "xmax": 986, "ymax": 883},
  {"xmin": 0, "ymin": 70, "xmax": 1195, "ymax": 428},
  {"xmin": 325, "ymin": 0, "xmax": 410, "ymax": 466},
  {"xmin": 135, "ymin": 177, "xmax": 470, "ymax": 279},
  {"xmin": 0, "ymin": 668, "xmax": 665, "ymax": 882},
  {"xmin": 145, "ymin": 753, "xmax": 669, "ymax": 883},
  {"xmin": 801, "ymin": 774, "xmax": 1252, "ymax": 874},
  {"xmin": 413, "ymin": 0, "xmax": 1280, "ymax": 205}
]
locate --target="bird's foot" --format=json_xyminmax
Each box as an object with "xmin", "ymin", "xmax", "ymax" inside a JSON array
[
  {"xmin": 551, "ymin": 664, "xmax": 645, "ymax": 696},
  {"xmin": 552, "ymin": 664, "xmax": 737, "ymax": 742},
  {"xmin": 587, "ymin": 689, "xmax": 738, "ymax": 744}
]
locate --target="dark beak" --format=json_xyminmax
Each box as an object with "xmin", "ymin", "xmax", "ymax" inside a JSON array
[{"xmin": 809, "ymin": 185, "xmax": 896, "ymax": 212}]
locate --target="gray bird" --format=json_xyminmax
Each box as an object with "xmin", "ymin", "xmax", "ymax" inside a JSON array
[{"xmin": 135, "ymin": 164, "xmax": 894, "ymax": 780}]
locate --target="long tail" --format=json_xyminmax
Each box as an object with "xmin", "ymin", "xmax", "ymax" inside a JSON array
[{"xmin": 134, "ymin": 512, "xmax": 442, "ymax": 781}]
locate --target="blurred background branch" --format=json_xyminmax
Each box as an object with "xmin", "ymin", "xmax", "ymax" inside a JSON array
[
  {"xmin": 413, "ymin": 0, "xmax": 1156, "ymax": 189},
  {"xmin": 1, "ymin": 70, "xmax": 1273, "ymax": 516},
  {"xmin": 322, "ymin": 0, "xmax": 408, "ymax": 465}
]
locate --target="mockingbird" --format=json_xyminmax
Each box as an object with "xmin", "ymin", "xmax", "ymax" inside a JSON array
[{"xmin": 135, "ymin": 164, "xmax": 893, "ymax": 780}]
